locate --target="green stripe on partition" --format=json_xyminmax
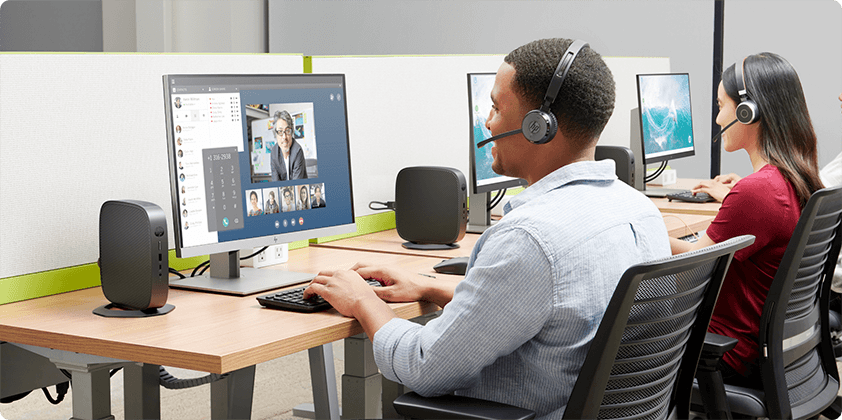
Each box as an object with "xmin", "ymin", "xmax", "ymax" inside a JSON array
[
  {"xmin": 310, "ymin": 212, "xmax": 396, "ymax": 244},
  {"xmin": 0, "ymin": 264, "xmax": 101, "ymax": 305},
  {"xmin": 304, "ymin": 56, "xmax": 312, "ymax": 73}
]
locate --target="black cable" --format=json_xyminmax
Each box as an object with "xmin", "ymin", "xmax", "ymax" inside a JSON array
[
  {"xmin": 487, "ymin": 189, "xmax": 507, "ymax": 211},
  {"xmin": 42, "ymin": 382, "xmax": 69, "ymax": 405},
  {"xmin": 191, "ymin": 260, "xmax": 210, "ymax": 277},
  {"xmin": 644, "ymin": 161, "xmax": 668, "ymax": 183},
  {"xmin": 240, "ymin": 246, "xmax": 268, "ymax": 261},
  {"xmin": 169, "ymin": 267, "xmax": 186, "ymax": 279},
  {"xmin": 369, "ymin": 201, "xmax": 396, "ymax": 211},
  {"xmin": 158, "ymin": 366, "xmax": 228, "ymax": 390},
  {"xmin": 186, "ymin": 246, "xmax": 270, "ymax": 278}
]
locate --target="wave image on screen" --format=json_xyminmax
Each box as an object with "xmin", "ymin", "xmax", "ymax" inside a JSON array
[
  {"xmin": 638, "ymin": 74, "xmax": 694, "ymax": 160},
  {"xmin": 470, "ymin": 74, "xmax": 502, "ymax": 184}
]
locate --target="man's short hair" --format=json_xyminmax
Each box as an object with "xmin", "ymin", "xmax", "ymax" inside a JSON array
[
  {"xmin": 272, "ymin": 110, "xmax": 294, "ymax": 134},
  {"xmin": 504, "ymin": 38, "xmax": 615, "ymax": 146}
]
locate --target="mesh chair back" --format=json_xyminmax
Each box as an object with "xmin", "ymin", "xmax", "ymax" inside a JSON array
[
  {"xmin": 759, "ymin": 186, "xmax": 842, "ymax": 419},
  {"xmin": 564, "ymin": 235, "xmax": 755, "ymax": 420}
]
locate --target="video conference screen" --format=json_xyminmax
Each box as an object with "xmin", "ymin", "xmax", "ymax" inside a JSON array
[{"xmin": 164, "ymin": 74, "xmax": 354, "ymax": 255}]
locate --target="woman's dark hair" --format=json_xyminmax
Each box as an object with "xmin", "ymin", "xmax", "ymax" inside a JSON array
[
  {"xmin": 250, "ymin": 191, "xmax": 258, "ymax": 200},
  {"xmin": 504, "ymin": 38, "xmax": 615, "ymax": 147},
  {"xmin": 722, "ymin": 52, "xmax": 823, "ymax": 206}
]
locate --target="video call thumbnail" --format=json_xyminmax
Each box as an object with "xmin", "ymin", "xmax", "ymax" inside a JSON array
[{"xmin": 246, "ymin": 183, "xmax": 327, "ymax": 217}]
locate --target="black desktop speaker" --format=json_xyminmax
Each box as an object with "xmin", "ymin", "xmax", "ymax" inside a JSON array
[
  {"xmin": 395, "ymin": 167, "xmax": 468, "ymax": 250},
  {"xmin": 95, "ymin": 200, "xmax": 174, "ymax": 317}
]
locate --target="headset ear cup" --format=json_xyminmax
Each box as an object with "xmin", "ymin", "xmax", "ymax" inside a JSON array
[
  {"xmin": 736, "ymin": 100, "xmax": 760, "ymax": 124},
  {"xmin": 522, "ymin": 110, "xmax": 557, "ymax": 144}
]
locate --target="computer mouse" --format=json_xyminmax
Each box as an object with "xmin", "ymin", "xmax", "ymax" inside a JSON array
[{"xmin": 433, "ymin": 256, "xmax": 469, "ymax": 275}]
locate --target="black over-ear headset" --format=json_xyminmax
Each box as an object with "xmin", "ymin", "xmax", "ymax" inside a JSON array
[
  {"xmin": 476, "ymin": 39, "xmax": 589, "ymax": 148},
  {"xmin": 734, "ymin": 56, "xmax": 761, "ymax": 124}
]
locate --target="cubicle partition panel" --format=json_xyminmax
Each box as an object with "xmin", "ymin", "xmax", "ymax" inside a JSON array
[{"xmin": 0, "ymin": 53, "xmax": 304, "ymax": 301}]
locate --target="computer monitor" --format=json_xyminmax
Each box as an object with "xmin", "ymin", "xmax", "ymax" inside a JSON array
[
  {"xmin": 631, "ymin": 73, "xmax": 695, "ymax": 195},
  {"xmin": 467, "ymin": 73, "xmax": 527, "ymax": 232},
  {"xmin": 163, "ymin": 74, "xmax": 355, "ymax": 295}
]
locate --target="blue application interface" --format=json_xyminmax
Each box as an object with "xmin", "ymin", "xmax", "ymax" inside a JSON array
[
  {"xmin": 637, "ymin": 74, "xmax": 694, "ymax": 160},
  {"xmin": 169, "ymin": 75, "xmax": 353, "ymax": 250}
]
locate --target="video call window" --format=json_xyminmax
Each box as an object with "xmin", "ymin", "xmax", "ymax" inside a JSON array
[{"xmin": 249, "ymin": 103, "xmax": 319, "ymax": 184}]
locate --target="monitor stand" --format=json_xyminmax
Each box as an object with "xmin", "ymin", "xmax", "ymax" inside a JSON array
[
  {"xmin": 466, "ymin": 190, "xmax": 498, "ymax": 234},
  {"xmin": 629, "ymin": 107, "xmax": 688, "ymax": 199},
  {"xmin": 169, "ymin": 251, "xmax": 315, "ymax": 296}
]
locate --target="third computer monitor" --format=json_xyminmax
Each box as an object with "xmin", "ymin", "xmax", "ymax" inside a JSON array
[{"xmin": 635, "ymin": 73, "xmax": 695, "ymax": 165}]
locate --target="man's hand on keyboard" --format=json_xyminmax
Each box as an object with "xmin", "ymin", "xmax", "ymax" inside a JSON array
[
  {"xmin": 304, "ymin": 269, "xmax": 381, "ymax": 318},
  {"xmin": 352, "ymin": 263, "xmax": 427, "ymax": 303}
]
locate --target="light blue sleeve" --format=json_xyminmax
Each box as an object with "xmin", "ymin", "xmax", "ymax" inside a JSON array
[{"xmin": 373, "ymin": 226, "xmax": 554, "ymax": 396}]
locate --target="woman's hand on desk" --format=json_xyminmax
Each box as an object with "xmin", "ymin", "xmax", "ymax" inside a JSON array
[{"xmin": 692, "ymin": 175, "xmax": 739, "ymax": 202}]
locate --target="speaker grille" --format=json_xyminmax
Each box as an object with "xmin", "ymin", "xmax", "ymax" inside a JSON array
[
  {"xmin": 99, "ymin": 201, "xmax": 158, "ymax": 309},
  {"xmin": 395, "ymin": 167, "xmax": 466, "ymax": 244}
]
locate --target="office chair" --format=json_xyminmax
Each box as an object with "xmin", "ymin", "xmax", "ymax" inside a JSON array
[
  {"xmin": 692, "ymin": 185, "xmax": 842, "ymax": 420},
  {"xmin": 595, "ymin": 145, "xmax": 635, "ymax": 187},
  {"xmin": 392, "ymin": 235, "xmax": 755, "ymax": 420}
]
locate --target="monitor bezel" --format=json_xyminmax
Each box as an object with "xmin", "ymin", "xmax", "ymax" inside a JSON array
[
  {"xmin": 467, "ymin": 72, "xmax": 528, "ymax": 195},
  {"xmin": 635, "ymin": 73, "xmax": 696, "ymax": 165},
  {"xmin": 163, "ymin": 73, "xmax": 356, "ymax": 259}
]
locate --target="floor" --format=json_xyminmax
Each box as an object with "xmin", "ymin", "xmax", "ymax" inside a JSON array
[{"xmin": 0, "ymin": 346, "xmax": 840, "ymax": 419}]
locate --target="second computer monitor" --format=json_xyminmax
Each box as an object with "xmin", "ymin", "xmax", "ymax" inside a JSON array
[
  {"xmin": 468, "ymin": 73, "xmax": 528, "ymax": 195},
  {"xmin": 635, "ymin": 73, "xmax": 695, "ymax": 165}
]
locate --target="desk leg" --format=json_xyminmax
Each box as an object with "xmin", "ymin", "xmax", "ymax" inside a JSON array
[
  {"xmin": 308, "ymin": 344, "xmax": 340, "ymax": 420},
  {"xmin": 9, "ymin": 343, "xmax": 128, "ymax": 420},
  {"xmin": 123, "ymin": 363, "xmax": 160, "ymax": 420},
  {"xmin": 210, "ymin": 365, "xmax": 255, "ymax": 420},
  {"xmin": 342, "ymin": 334, "xmax": 380, "ymax": 419},
  {"xmin": 50, "ymin": 361, "xmax": 123, "ymax": 420}
]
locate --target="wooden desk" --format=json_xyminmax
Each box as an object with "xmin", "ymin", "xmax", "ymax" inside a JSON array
[
  {"xmin": 314, "ymin": 213, "xmax": 715, "ymax": 258},
  {"xmin": 646, "ymin": 178, "xmax": 722, "ymax": 216},
  {"xmin": 0, "ymin": 247, "xmax": 445, "ymax": 419},
  {"xmin": 313, "ymin": 230, "xmax": 481, "ymax": 259}
]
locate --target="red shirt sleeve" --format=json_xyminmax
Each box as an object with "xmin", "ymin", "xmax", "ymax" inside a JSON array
[{"xmin": 706, "ymin": 167, "xmax": 800, "ymax": 262}]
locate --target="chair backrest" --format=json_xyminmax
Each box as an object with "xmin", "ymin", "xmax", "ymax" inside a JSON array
[
  {"xmin": 758, "ymin": 185, "xmax": 842, "ymax": 419},
  {"xmin": 595, "ymin": 145, "xmax": 635, "ymax": 187},
  {"xmin": 563, "ymin": 235, "xmax": 755, "ymax": 420}
]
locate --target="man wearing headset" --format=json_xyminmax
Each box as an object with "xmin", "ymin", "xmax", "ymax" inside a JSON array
[{"xmin": 305, "ymin": 38, "xmax": 670, "ymax": 418}]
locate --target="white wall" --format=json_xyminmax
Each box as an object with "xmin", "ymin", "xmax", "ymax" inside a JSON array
[
  {"xmin": 720, "ymin": 0, "xmax": 842, "ymax": 178},
  {"xmin": 269, "ymin": 0, "xmax": 842, "ymax": 179}
]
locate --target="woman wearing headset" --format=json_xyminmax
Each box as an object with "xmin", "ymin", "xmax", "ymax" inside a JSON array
[{"xmin": 670, "ymin": 52, "xmax": 824, "ymax": 385}]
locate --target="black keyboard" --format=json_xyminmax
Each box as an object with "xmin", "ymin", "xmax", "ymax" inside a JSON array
[
  {"xmin": 256, "ymin": 279, "xmax": 382, "ymax": 312},
  {"xmin": 666, "ymin": 190, "xmax": 716, "ymax": 203}
]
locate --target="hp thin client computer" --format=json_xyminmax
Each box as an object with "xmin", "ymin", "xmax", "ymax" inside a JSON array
[
  {"xmin": 467, "ymin": 73, "xmax": 528, "ymax": 233},
  {"xmin": 630, "ymin": 73, "xmax": 696, "ymax": 197},
  {"xmin": 163, "ymin": 74, "xmax": 356, "ymax": 295}
]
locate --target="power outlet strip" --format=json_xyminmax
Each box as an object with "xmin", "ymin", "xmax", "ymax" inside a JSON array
[{"xmin": 240, "ymin": 244, "xmax": 289, "ymax": 269}]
